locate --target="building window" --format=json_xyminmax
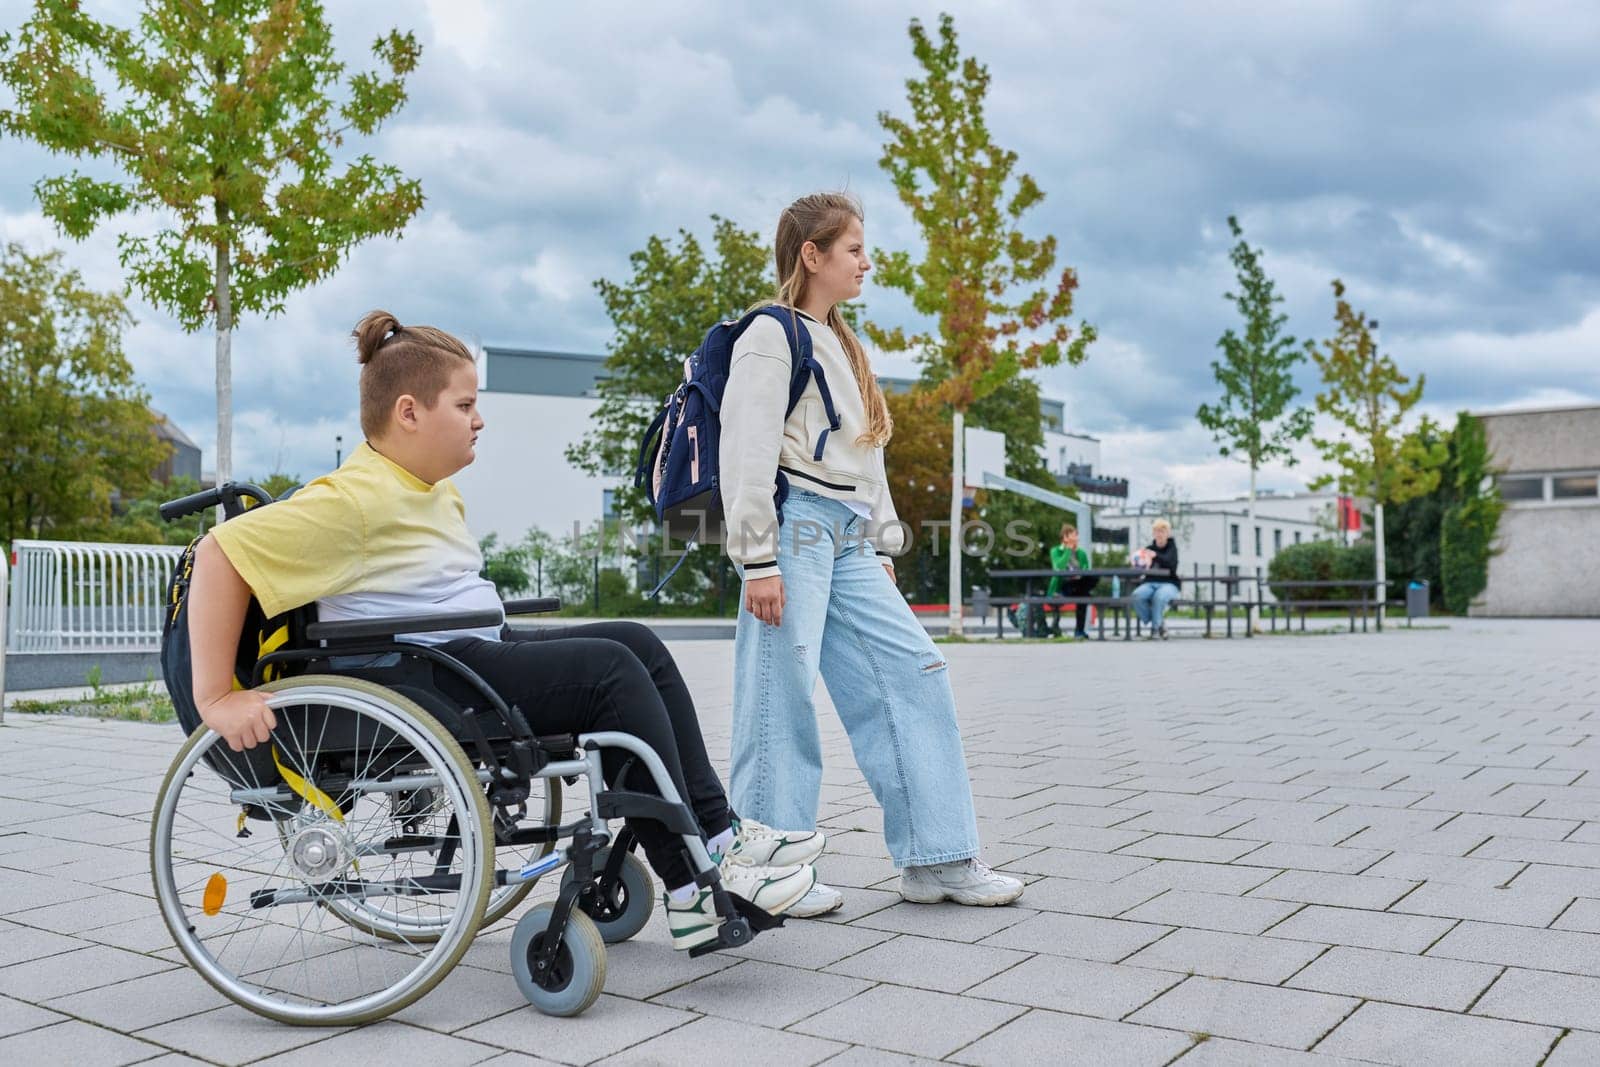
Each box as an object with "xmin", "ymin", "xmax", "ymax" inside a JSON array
[
  {"xmin": 1227, "ymin": 564, "xmax": 1239, "ymax": 579},
  {"xmin": 1497, "ymin": 476, "xmax": 1544, "ymax": 501},
  {"xmin": 602, "ymin": 488, "xmax": 617, "ymax": 519},
  {"xmin": 1295, "ymin": 530, "xmax": 1303, "ymax": 545},
  {"xmin": 1230, "ymin": 523, "xmax": 1240, "ymax": 555},
  {"xmin": 1552, "ymin": 474, "xmax": 1598, "ymax": 500},
  {"xmin": 1274, "ymin": 529, "xmax": 1283, "ymax": 553},
  {"xmin": 1254, "ymin": 526, "xmax": 1262, "ymax": 556}
]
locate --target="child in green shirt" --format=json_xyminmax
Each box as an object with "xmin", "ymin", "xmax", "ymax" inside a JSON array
[{"xmin": 1047, "ymin": 524, "xmax": 1094, "ymax": 639}]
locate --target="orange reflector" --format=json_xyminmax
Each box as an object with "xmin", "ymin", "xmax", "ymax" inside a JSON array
[{"xmin": 202, "ymin": 873, "xmax": 227, "ymax": 916}]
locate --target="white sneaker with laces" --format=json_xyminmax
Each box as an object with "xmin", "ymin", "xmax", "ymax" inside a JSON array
[
  {"xmin": 787, "ymin": 880, "xmax": 844, "ymax": 918},
  {"xmin": 665, "ymin": 858, "xmax": 815, "ymax": 951},
  {"xmin": 899, "ymin": 858, "xmax": 1024, "ymax": 906},
  {"xmin": 725, "ymin": 816, "xmax": 825, "ymax": 868}
]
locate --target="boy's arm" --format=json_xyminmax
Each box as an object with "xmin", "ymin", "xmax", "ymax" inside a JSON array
[{"xmin": 190, "ymin": 534, "xmax": 277, "ymax": 751}]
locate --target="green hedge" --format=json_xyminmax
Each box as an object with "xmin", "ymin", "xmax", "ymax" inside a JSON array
[{"xmin": 1266, "ymin": 540, "xmax": 1376, "ymax": 602}]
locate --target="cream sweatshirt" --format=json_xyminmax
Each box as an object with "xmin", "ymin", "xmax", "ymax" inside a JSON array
[{"xmin": 718, "ymin": 307, "xmax": 906, "ymax": 573}]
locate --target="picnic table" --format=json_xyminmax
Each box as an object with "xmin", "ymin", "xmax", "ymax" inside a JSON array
[
  {"xmin": 1259, "ymin": 579, "xmax": 1392, "ymax": 633},
  {"xmin": 983, "ymin": 568, "xmax": 1170, "ymax": 641}
]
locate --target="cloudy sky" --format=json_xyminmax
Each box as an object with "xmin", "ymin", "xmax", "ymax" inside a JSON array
[{"xmin": 2, "ymin": 0, "xmax": 1596, "ymax": 506}]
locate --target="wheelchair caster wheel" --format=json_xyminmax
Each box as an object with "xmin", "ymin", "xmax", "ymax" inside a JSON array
[
  {"xmin": 559, "ymin": 846, "xmax": 654, "ymax": 944},
  {"xmin": 511, "ymin": 902, "xmax": 606, "ymax": 1017},
  {"xmin": 722, "ymin": 917, "xmax": 751, "ymax": 947}
]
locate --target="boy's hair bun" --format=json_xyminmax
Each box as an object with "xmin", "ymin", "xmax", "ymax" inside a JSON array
[{"xmin": 353, "ymin": 310, "xmax": 403, "ymax": 365}]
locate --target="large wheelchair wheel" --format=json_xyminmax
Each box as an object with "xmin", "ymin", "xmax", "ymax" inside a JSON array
[{"xmin": 151, "ymin": 676, "xmax": 494, "ymax": 1026}]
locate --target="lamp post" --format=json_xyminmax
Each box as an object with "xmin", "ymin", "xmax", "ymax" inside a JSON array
[{"xmin": 335, "ymin": 435, "xmax": 343, "ymax": 468}]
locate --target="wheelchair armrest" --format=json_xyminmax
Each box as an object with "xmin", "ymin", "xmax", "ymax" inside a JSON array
[
  {"xmin": 502, "ymin": 597, "xmax": 562, "ymax": 615},
  {"xmin": 304, "ymin": 610, "xmax": 505, "ymax": 643}
]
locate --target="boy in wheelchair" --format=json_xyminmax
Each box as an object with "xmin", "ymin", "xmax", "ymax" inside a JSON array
[{"xmin": 185, "ymin": 310, "xmax": 820, "ymax": 957}]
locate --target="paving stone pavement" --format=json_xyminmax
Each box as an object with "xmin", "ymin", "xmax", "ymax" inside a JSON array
[{"xmin": 1, "ymin": 617, "xmax": 1598, "ymax": 1065}]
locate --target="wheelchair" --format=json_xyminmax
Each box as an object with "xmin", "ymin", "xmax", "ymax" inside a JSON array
[{"xmin": 149, "ymin": 482, "xmax": 776, "ymax": 1026}]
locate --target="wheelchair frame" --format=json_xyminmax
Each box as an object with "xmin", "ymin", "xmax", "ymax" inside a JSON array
[{"xmin": 150, "ymin": 481, "xmax": 774, "ymax": 1025}]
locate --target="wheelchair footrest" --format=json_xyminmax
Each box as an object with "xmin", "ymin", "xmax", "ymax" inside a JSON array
[{"xmin": 687, "ymin": 890, "xmax": 786, "ymax": 958}]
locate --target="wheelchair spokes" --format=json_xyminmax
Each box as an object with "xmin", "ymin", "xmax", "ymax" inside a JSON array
[{"xmin": 151, "ymin": 677, "xmax": 494, "ymax": 1025}]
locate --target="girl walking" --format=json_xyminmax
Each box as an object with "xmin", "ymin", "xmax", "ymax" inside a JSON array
[{"xmin": 718, "ymin": 192, "xmax": 1023, "ymax": 916}]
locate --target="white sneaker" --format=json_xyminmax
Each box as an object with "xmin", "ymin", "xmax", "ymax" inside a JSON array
[
  {"xmin": 725, "ymin": 816, "xmax": 825, "ymax": 868},
  {"xmin": 787, "ymin": 881, "xmax": 845, "ymax": 918},
  {"xmin": 900, "ymin": 858, "xmax": 1024, "ymax": 906},
  {"xmin": 665, "ymin": 859, "xmax": 815, "ymax": 951}
]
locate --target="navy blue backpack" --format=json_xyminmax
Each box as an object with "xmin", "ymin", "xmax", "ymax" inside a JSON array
[{"xmin": 634, "ymin": 306, "xmax": 838, "ymax": 581}]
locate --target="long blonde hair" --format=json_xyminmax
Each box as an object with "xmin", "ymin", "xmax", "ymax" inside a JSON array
[{"xmin": 770, "ymin": 192, "xmax": 892, "ymax": 447}]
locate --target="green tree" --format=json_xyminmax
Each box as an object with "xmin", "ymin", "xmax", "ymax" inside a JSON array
[
  {"xmin": 1440, "ymin": 413, "xmax": 1503, "ymax": 614},
  {"xmin": 870, "ymin": 14, "xmax": 1095, "ymax": 634},
  {"xmin": 1196, "ymin": 215, "xmax": 1312, "ymax": 622},
  {"xmin": 0, "ymin": 0, "xmax": 424, "ymax": 488},
  {"xmin": 478, "ymin": 533, "xmax": 532, "ymax": 598},
  {"xmin": 0, "ymin": 243, "xmax": 168, "ymax": 543},
  {"xmin": 565, "ymin": 217, "xmax": 769, "ymax": 607},
  {"xmin": 1308, "ymin": 280, "xmax": 1446, "ymax": 620}
]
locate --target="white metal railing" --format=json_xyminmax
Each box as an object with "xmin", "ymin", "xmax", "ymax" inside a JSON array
[{"xmin": 6, "ymin": 540, "xmax": 184, "ymax": 653}]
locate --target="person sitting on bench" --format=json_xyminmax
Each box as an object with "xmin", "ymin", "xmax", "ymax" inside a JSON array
[
  {"xmin": 1131, "ymin": 518, "xmax": 1181, "ymax": 640},
  {"xmin": 1048, "ymin": 524, "xmax": 1094, "ymax": 639}
]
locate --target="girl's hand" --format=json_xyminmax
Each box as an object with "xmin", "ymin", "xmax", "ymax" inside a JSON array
[
  {"xmin": 745, "ymin": 574, "xmax": 785, "ymax": 627},
  {"xmin": 200, "ymin": 689, "xmax": 277, "ymax": 752},
  {"xmin": 882, "ymin": 561, "xmax": 896, "ymax": 583}
]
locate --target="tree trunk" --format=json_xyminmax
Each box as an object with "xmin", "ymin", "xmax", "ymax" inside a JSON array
[
  {"xmin": 948, "ymin": 408, "xmax": 965, "ymax": 638},
  {"xmin": 1247, "ymin": 463, "xmax": 1258, "ymax": 631},
  {"xmin": 213, "ymin": 236, "xmax": 233, "ymax": 495},
  {"xmin": 1374, "ymin": 497, "xmax": 1387, "ymax": 628}
]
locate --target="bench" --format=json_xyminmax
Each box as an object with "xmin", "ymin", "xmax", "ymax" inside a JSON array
[{"xmin": 987, "ymin": 594, "xmax": 1136, "ymax": 641}]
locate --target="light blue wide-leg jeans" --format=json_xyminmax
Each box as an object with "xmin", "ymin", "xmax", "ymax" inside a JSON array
[{"xmin": 730, "ymin": 491, "xmax": 981, "ymax": 868}]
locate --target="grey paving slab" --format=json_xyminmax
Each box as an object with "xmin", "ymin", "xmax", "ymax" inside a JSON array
[
  {"xmin": 1171, "ymin": 1036, "xmax": 1379, "ymax": 1066},
  {"xmin": 0, "ymin": 992, "xmax": 68, "ymax": 1038},
  {"xmin": 847, "ymin": 901, "xmax": 1037, "ymax": 943},
  {"xmin": 250, "ymin": 1023, "xmax": 505, "ymax": 1066},
  {"xmin": 821, "ymin": 933, "xmax": 1030, "ymax": 994},
  {"xmin": 1315, "ymin": 1001, "xmax": 1561, "ymax": 1066},
  {"xmin": 1127, "ymin": 975, "xmax": 1358, "ymax": 1049},
  {"xmin": 948, "ymin": 1008, "xmax": 1193, "ymax": 1066},
  {"xmin": 1123, "ymin": 927, "xmax": 1329, "ymax": 984},
  {"xmin": 597, "ymin": 1016, "xmax": 846, "ymax": 1067},
  {"xmin": 0, "ymin": 943, "xmax": 175, "ymax": 1001},
  {"xmin": 1427, "ymin": 920, "xmax": 1600, "ymax": 976},
  {"xmin": 1247, "ymin": 869, "xmax": 1418, "ymax": 910},
  {"xmin": 791, "ymin": 984, "xmax": 1025, "ymax": 1059},
  {"xmin": 1470, "ymin": 967, "xmax": 1600, "ymax": 1031},
  {"xmin": 457, "ymin": 995, "xmax": 696, "ymax": 1065},
  {"xmin": 1388, "ymin": 882, "xmax": 1573, "ymax": 927},
  {"xmin": 0, "ymin": 1018, "xmax": 170, "ymax": 1066},
  {"xmin": 1265, "ymin": 904, "xmax": 1456, "ymax": 953},
  {"xmin": 652, "ymin": 959, "xmax": 870, "ymax": 1028},
  {"xmin": 1286, "ymin": 945, "xmax": 1501, "ymax": 1011},
  {"xmin": 1545, "ymin": 1030, "xmax": 1600, "ymax": 1066},
  {"xmin": 975, "ymin": 910, "xmax": 1173, "ymax": 961},
  {"xmin": 1121, "ymin": 890, "xmax": 1303, "ymax": 935},
  {"xmin": 964, "ymin": 953, "xmax": 1182, "ymax": 1018}
]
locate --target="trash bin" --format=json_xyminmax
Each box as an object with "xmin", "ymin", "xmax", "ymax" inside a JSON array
[
  {"xmin": 1406, "ymin": 580, "xmax": 1430, "ymax": 619},
  {"xmin": 970, "ymin": 586, "xmax": 990, "ymax": 622}
]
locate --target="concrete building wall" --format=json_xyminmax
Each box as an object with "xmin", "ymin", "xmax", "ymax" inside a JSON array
[
  {"xmin": 453, "ymin": 391, "xmax": 616, "ymax": 544},
  {"xmin": 1473, "ymin": 405, "xmax": 1600, "ymax": 617}
]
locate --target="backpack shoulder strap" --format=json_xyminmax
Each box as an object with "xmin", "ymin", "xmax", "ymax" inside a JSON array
[{"xmin": 750, "ymin": 306, "xmax": 840, "ymax": 439}]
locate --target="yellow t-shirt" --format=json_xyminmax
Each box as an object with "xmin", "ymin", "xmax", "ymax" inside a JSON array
[{"xmin": 210, "ymin": 443, "xmax": 504, "ymax": 644}]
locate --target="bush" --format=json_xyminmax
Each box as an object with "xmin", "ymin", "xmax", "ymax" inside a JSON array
[{"xmin": 1267, "ymin": 540, "xmax": 1375, "ymax": 603}]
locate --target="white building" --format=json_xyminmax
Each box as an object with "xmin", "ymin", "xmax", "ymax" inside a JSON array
[
  {"xmin": 456, "ymin": 346, "xmax": 1130, "ymax": 546},
  {"xmin": 1097, "ymin": 491, "xmax": 1346, "ymax": 597}
]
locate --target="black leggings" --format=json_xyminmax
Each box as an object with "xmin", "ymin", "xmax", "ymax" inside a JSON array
[
  {"xmin": 438, "ymin": 622, "xmax": 730, "ymax": 887},
  {"xmin": 1050, "ymin": 577, "xmax": 1097, "ymax": 633}
]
